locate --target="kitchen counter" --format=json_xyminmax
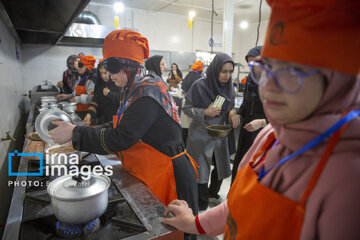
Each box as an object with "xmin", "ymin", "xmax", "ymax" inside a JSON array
[{"xmin": 3, "ymin": 104, "xmax": 182, "ymax": 239}]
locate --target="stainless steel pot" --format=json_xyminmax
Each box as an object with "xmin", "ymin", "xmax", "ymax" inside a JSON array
[
  {"xmin": 61, "ymin": 102, "xmax": 77, "ymax": 113},
  {"xmin": 47, "ymin": 174, "xmax": 110, "ymax": 224}
]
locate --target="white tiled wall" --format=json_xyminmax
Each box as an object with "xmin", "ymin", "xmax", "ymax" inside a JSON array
[{"xmin": 0, "ymin": 16, "xmax": 25, "ymax": 227}]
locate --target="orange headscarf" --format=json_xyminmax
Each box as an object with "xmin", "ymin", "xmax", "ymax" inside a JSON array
[
  {"xmin": 261, "ymin": 0, "xmax": 360, "ymax": 75},
  {"xmin": 191, "ymin": 60, "xmax": 204, "ymax": 72},
  {"xmin": 102, "ymin": 29, "xmax": 149, "ymax": 64},
  {"xmin": 78, "ymin": 54, "xmax": 96, "ymax": 70}
]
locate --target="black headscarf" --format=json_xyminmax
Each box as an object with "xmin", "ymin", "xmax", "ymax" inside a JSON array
[
  {"xmin": 169, "ymin": 63, "xmax": 183, "ymax": 79},
  {"xmin": 93, "ymin": 62, "xmax": 120, "ymax": 110},
  {"xmin": 245, "ymin": 46, "xmax": 262, "ymax": 62},
  {"xmin": 245, "ymin": 46, "xmax": 263, "ymax": 97},
  {"xmin": 185, "ymin": 52, "xmax": 235, "ymax": 113},
  {"xmin": 145, "ymin": 55, "xmax": 163, "ymax": 78}
]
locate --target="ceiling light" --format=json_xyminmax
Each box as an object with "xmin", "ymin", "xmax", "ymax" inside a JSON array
[
  {"xmin": 240, "ymin": 20, "xmax": 248, "ymax": 29},
  {"xmin": 189, "ymin": 10, "xmax": 196, "ymax": 20},
  {"xmin": 114, "ymin": 2, "xmax": 124, "ymax": 13}
]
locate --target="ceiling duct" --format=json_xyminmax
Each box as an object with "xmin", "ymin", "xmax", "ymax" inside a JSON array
[{"xmin": 75, "ymin": 11, "xmax": 101, "ymax": 25}]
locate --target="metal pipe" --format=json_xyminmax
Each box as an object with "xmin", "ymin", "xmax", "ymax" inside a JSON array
[{"xmin": 75, "ymin": 11, "xmax": 101, "ymax": 25}]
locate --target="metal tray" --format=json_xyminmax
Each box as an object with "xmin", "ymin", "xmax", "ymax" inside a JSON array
[{"xmin": 35, "ymin": 109, "xmax": 74, "ymax": 144}]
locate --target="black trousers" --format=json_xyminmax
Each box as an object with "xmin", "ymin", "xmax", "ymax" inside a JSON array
[
  {"xmin": 172, "ymin": 154, "xmax": 198, "ymax": 240},
  {"xmin": 198, "ymin": 154, "xmax": 223, "ymax": 211}
]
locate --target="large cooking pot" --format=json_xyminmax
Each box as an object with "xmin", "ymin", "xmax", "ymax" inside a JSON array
[{"xmin": 47, "ymin": 173, "xmax": 110, "ymax": 224}]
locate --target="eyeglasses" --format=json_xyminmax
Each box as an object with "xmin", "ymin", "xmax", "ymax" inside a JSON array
[
  {"xmin": 103, "ymin": 57, "xmax": 122, "ymax": 74},
  {"xmin": 248, "ymin": 61, "xmax": 319, "ymax": 94}
]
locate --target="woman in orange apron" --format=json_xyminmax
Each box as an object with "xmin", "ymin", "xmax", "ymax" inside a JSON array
[
  {"xmin": 161, "ymin": 0, "xmax": 360, "ymax": 239},
  {"xmin": 49, "ymin": 30, "xmax": 199, "ymax": 239},
  {"xmin": 73, "ymin": 54, "xmax": 96, "ymax": 119}
]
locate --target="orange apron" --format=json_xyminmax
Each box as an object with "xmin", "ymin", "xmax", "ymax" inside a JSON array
[
  {"xmin": 224, "ymin": 124, "xmax": 347, "ymax": 239},
  {"xmin": 75, "ymin": 77, "xmax": 89, "ymax": 112},
  {"xmin": 113, "ymin": 115, "xmax": 198, "ymax": 206}
]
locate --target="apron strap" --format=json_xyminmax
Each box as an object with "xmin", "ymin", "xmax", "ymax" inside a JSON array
[
  {"xmin": 300, "ymin": 111, "xmax": 350, "ymax": 206},
  {"xmin": 171, "ymin": 151, "xmax": 199, "ymax": 180},
  {"xmin": 250, "ymin": 132, "xmax": 276, "ymax": 165}
]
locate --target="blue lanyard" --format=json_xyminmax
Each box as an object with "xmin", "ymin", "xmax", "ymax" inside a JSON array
[
  {"xmin": 116, "ymin": 99, "xmax": 128, "ymax": 127},
  {"xmin": 76, "ymin": 74, "xmax": 88, "ymax": 86},
  {"xmin": 258, "ymin": 109, "xmax": 360, "ymax": 181}
]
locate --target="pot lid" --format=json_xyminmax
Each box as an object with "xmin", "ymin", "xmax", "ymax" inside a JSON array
[
  {"xmin": 35, "ymin": 109, "xmax": 74, "ymax": 144},
  {"xmin": 48, "ymin": 174, "xmax": 111, "ymax": 200}
]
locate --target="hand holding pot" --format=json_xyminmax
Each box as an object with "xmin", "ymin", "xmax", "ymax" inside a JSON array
[
  {"xmin": 228, "ymin": 110, "xmax": 241, "ymax": 128},
  {"xmin": 49, "ymin": 120, "xmax": 75, "ymax": 144}
]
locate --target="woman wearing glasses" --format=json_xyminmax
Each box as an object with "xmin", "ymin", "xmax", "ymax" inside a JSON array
[
  {"xmin": 162, "ymin": 0, "xmax": 360, "ymax": 239},
  {"xmin": 49, "ymin": 30, "xmax": 199, "ymax": 236}
]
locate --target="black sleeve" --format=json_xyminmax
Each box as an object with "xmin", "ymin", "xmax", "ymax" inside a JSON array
[
  {"xmin": 107, "ymin": 90, "xmax": 120, "ymax": 104},
  {"xmin": 88, "ymin": 90, "xmax": 100, "ymax": 119},
  {"xmin": 72, "ymin": 97, "xmax": 161, "ymax": 154}
]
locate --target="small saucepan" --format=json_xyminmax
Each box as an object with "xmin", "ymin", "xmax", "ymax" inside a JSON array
[
  {"xmin": 207, "ymin": 125, "xmax": 232, "ymax": 138},
  {"xmin": 47, "ymin": 173, "xmax": 111, "ymax": 224}
]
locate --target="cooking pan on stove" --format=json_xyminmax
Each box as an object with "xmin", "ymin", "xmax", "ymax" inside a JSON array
[{"xmin": 47, "ymin": 173, "xmax": 110, "ymax": 224}]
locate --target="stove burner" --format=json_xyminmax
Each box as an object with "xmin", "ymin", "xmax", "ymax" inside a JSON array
[
  {"xmin": 56, "ymin": 218, "xmax": 101, "ymax": 238},
  {"xmin": 56, "ymin": 221, "xmax": 81, "ymax": 238},
  {"xmin": 83, "ymin": 218, "xmax": 101, "ymax": 234}
]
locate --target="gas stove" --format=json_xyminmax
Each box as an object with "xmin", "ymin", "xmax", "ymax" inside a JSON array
[
  {"xmin": 4, "ymin": 104, "xmax": 183, "ymax": 240},
  {"xmin": 20, "ymin": 154, "xmax": 147, "ymax": 240}
]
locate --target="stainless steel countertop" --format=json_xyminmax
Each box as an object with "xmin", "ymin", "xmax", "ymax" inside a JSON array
[{"xmin": 3, "ymin": 104, "xmax": 182, "ymax": 240}]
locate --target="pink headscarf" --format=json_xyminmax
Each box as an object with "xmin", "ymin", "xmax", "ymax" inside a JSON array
[
  {"xmin": 239, "ymin": 71, "xmax": 360, "ymax": 195},
  {"xmin": 270, "ymin": 71, "xmax": 360, "ymax": 155}
]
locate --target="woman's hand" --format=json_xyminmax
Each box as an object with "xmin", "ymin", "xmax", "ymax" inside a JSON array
[
  {"xmin": 205, "ymin": 104, "xmax": 221, "ymax": 117},
  {"xmin": 83, "ymin": 114, "xmax": 91, "ymax": 125},
  {"xmin": 161, "ymin": 200, "xmax": 199, "ymax": 234},
  {"xmin": 103, "ymin": 87, "xmax": 110, "ymax": 96},
  {"xmin": 244, "ymin": 119, "xmax": 266, "ymax": 132},
  {"xmin": 49, "ymin": 120, "xmax": 76, "ymax": 144},
  {"xmin": 228, "ymin": 110, "xmax": 241, "ymax": 128},
  {"xmin": 56, "ymin": 94, "xmax": 67, "ymax": 100}
]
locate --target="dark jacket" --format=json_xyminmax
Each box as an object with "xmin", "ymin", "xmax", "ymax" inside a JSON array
[
  {"xmin": 181, "ymin": 71, "xmax": 202, "ymax": 93},
  {"xmin": 88, "ymin": 69, "xmax": 120, "ymax": 124}
]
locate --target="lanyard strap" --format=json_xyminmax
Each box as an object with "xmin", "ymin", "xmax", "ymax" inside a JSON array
[
  {"xmin": 116, "ymin": 99, "xmax": 128, "ymax": 127},
  {"xmin": 76, "ymin": 74, "xmax": 89, "ymax": 86},
  {"xmin": 258, "ymin": 109, "xmax": 360, "ymax": 180}
]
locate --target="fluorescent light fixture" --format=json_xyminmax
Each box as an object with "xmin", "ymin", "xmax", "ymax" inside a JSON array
[
  {"xmin": 240, "ymin": 20, "xmax": 248, "ymax": 29},
  {"xmin": 114, "ymin": 2, "xmax": 124, "ymax": 13}
]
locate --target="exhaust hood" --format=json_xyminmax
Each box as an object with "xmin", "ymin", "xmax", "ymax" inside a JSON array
[
  {"xmin": 0, "ymin": 0, "xmax": 90, "ymax": 44},
  {"xmin": 57, "ymin": 23, "xmax": 114, "ymax": 47}
]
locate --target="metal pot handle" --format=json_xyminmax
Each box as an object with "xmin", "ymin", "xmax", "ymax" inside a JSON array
[{"xmin": 72, "ymin": 174, "xmax": 85, "ymax": 185}]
